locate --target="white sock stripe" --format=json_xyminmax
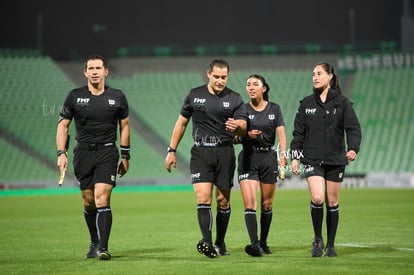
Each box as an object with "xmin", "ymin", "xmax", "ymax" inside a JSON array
[
  {"xmin": 96, "ymin": 213, "xmax": 101, "ymax": 241},
  {"xmin": 97, "ymin": 207, "xmax": 111, "ymax": 213},
  {"xmin": 310, "ymin": 204, "xmax": 324, "ymax": 209},
  {"xmin": 327, "ymin": 207, "xmax": 340, "ymax": 212},
  {"xmin": 245, "ymin": 210, "xmax": 256, "ymax": 215},
  {"xmin": 208, "ymin": 208, "xmax": 213, "ymax": 231},
  {"xmin": 218, "ymin": 208, "xmax": 231, "ymax": 214}
]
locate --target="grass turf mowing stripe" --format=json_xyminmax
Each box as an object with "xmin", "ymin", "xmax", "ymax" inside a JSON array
[
  {"xmin": 0, "ymin": 184, "xmax": 193, "ymax": 197},
  {"xmin": 338, "ymin": 243, "xmax": 414, "ymax": 252}
]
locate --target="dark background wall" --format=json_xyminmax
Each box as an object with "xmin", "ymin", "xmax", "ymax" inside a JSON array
[{"xmin": 0, "ymin": 0, "xmax": 403, "ymax": 60}]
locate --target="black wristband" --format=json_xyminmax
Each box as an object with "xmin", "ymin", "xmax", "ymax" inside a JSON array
[
  {"xmin": 120, "ymin": 145, "xmax": 130, "ymax": 160},
  {"xmin": 167, "ymin": 146, "xmax": 176, "ymax": 153},
  {"xmin": 57, "ymin": 150, "xmax": 67, "ymax": 157}
]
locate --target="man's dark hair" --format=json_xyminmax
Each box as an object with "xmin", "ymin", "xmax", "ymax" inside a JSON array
[
  {"xmin": 208, "ymin": 59, "xmax": 230, "ymax": 73},
  {"xmin": 84, "ymin": 54, "xmax": 108, "ymax": 71}
]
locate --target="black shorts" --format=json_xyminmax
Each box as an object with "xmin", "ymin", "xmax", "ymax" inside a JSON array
[
  {"xmin": 190, "ymin": 146, "xmax": 235, "ymax": 190},
  {"xmin": 237, "ymin": 150, "xmax": 279, "ymax": 184},
  {"xmin": 73, "ymin": 145, "xmax": 119, "ymax": 190},
  {"xmin": 303, "ymin": 163, "xmax": 346, "ymax": 182}
]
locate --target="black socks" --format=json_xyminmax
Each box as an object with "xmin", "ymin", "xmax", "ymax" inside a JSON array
[
  {"xmin": 326, "ymin": 205, "xmax": 339, "ymax": 247},
  {"xmin": 260, "ymin": 209, "xmax": 273, "ymax": 245},
  {"xmin": 84, "ymin": 209, "xmax": 98, "ymax": 244},
  {"xmin": 244, "ymin": 208, "xmax": 273, "ymax": 245},
  {"xmin": 310, "ymin": 202, "xmax": 324, "ymax": 240},
  {"xmin": 310, "ymin": 202, "xmax": 340, "ymax": 247},
  {"xmin": 244, "ymin": 209, "xmax": 258, "ymax": 244},
  {"xmin": 197, "ymin": 204, "xmax": 232, "ymax": 246},
  {"xmin": 96, "ymin": 206, "xmax": 112, "ymax": 251},
  {"xmin": 197, "ymin": 204, "xmax": 213, "ymax": 245}
]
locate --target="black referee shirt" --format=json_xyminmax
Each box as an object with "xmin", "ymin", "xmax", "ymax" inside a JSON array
[
  {"xmin": 180, "ymin": 85, "xmax": 244, "ymax": 145},
  {"xmin": 59, "ymin": 86, "xmax": 129, "ymax": 144},
  {"xmin": 236, "ymin": 102, "xmax": 285, "ymax": 148}
]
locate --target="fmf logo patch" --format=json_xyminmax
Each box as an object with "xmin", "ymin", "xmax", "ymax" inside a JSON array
[
  {"xmin": 194, "ymin": 98, "xmax": 206, "ymax": 104},
  {"xmin": 305, "ymin": 108, "xmax": 316, "ymax": 115},
  {"xmin": 77, "ymin": 98, "xmax": 90, "ymax": 104}
]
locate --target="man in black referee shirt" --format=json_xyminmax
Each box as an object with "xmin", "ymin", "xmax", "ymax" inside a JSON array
[
  {"xmin": 164, "ymin": 59, "xmax": 246, "ymax": 258},
  {"xmin": 56, "ymin": 55, "xmax": 130, "ymax": 260}
]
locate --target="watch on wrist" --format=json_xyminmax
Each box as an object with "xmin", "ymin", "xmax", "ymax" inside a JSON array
[
  {"xmin": 57, "ymin": 150, "xmax": 67, "ymax": 157},
  {"xmin": 167, "ymin": 146, "xmax": 176, "ymax": 153}
]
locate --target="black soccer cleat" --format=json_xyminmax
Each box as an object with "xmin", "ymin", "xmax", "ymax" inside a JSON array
[
  {"xmin": 325, "ymin": 246, "xmax": 337, "ymax": 257},
  {"xmin": 85, "ymin": 243, "xmax": 98, "ymax": 259},
  {"xmin": 97, "ymin": 248, "xmax": 112, "ymax": 260},
  {"xmin": 197, "ymin": 240, "xmax": 217, "ymax": 258},
  {"xmin": 245, "ymin": 243, "xmax": 263, "ymax": 257},
  {"xmin": 259, "ymin": 242, "xmax": 272, "ymax": 255},
  {"xmin": 311, "ymin": 238, "xmax": 324, "ymax": 257},
  {"xmin": 214, "ymin": 242, "xmax": 230, "ymax": 256}
]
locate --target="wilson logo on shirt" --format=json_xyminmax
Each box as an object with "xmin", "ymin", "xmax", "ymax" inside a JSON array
[
  {"xmin": 108, "ymin": 99, "xmax": 115, "ymax": 106},
  {"xmin": 223, "ymin": 102, "xmax": 230, "ymax": 108},
  {"xmin": 268, "ymin": 114, "xmax": 275, "ymax": 120}
]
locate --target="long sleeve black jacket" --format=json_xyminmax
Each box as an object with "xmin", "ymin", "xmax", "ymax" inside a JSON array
[{"xmin": 290, "ymin": 88, "xmax": 362, "ymax": 165}]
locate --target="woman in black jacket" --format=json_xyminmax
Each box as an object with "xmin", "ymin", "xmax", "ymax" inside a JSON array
[{"xmin": 290, "ymin": 62, "xmax": 362, "ymax": 257}]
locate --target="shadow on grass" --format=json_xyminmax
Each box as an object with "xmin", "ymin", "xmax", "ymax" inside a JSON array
[{"xmin": 107, "ymin": 243, "xmax": 414, "ymax": 262}]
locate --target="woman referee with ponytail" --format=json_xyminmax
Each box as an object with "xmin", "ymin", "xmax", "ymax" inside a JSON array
[{"xmin": 290, "ymin": 62, "xmax": 362, "ymax": 257}]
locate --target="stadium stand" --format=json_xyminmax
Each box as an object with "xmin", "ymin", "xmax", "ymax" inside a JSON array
[
  {"xmin": 0, "ymin": 137, "xmax": 57, "ymax": 181},
  {"xmin": 0, "ymin": 55, "xmax": 74, "ymax": 183},
  {"xmin": 0, "ymin": 54, "xmax": 188, "ymax": 185},
  {"xmin": 107, "ymin": 72, "xmax": 204, "ymax": 165},
  {"xmin": 349, "ymin": 68, "xmax": 414, "ymax": 174},
  {"xmin": 1, "ymin": 52, "xmax": 412, "ymax": 188}
]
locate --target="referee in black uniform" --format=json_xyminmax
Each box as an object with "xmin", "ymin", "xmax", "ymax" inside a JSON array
[
  {"xmin": 235, "ymin": 74, "xmax": 287, "ymax": 257},
  {"xmin": 56, "ymin": 55, "xmax": 130, "ymax": 260},
  {"xmin": 291, "ymin": 62, "xmax": 361, "ymax": 257},
  {"xmin": 164, "ymin": 59, "xmax": 246, "ymax": 258}
]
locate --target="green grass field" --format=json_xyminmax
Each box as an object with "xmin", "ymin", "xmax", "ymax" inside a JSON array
[{"xmin": 0, "ymin": 188, "xmax": 413, "ymax": 274}]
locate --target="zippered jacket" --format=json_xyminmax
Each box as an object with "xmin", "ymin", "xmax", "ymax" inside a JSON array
[{"xmin": 290, "ymin": 88, "xmax": 362, "ymax": 165}]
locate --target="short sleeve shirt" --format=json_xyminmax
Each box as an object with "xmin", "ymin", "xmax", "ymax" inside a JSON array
[
  {"xmin": 236, "ymin": 102, "xmax": 285, "ymax": 148},
  {"xmin": 180, "ymin": 85, "xmax": 244, "ymax": 144},
  {"xmin": 59, "ymin": 86, "xmax": 129, "ymax": 144}
]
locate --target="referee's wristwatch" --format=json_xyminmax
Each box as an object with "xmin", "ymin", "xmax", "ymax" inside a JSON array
[
  {"xmin": 167, "ymin": 146, "xmax": 176, "ymax": 153},
  {"xmin": 57, "ymin": 150, "xmax": 67, "ymax": 157}
]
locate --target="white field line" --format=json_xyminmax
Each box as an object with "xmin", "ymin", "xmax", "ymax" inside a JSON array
[{"xmin": 338, "ymin": 243, "xmax": 414, "ymax": 252}]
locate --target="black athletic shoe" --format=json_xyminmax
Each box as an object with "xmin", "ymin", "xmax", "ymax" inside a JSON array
[
  {"xmin": 85, "ymin": 243, "xmax": 98, "ymax": 259},
  {"xmin": 214, "ymin": 243, "xmax": 230, "ymax": 256},
  {"xmin": 325, "ymin": 246, "xmax": 337, "ymax": 257},
  {"xmin": 259, "ymin": 242, "xmax": 272, "ymax": 255},
  {"xmin": 97, "ymin": 248, "xmax": 112, "ymax": 260},
  {"xmin": 311, "ymin": 238, "xmax": 324, "ymax": 257},
  {"xmin": 245, "ymin": 243, "xmax": 263, "ymax": 257},
  {"xmin": 197, "ymin": 240, "xmax": 217, "ymax": 258}
]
